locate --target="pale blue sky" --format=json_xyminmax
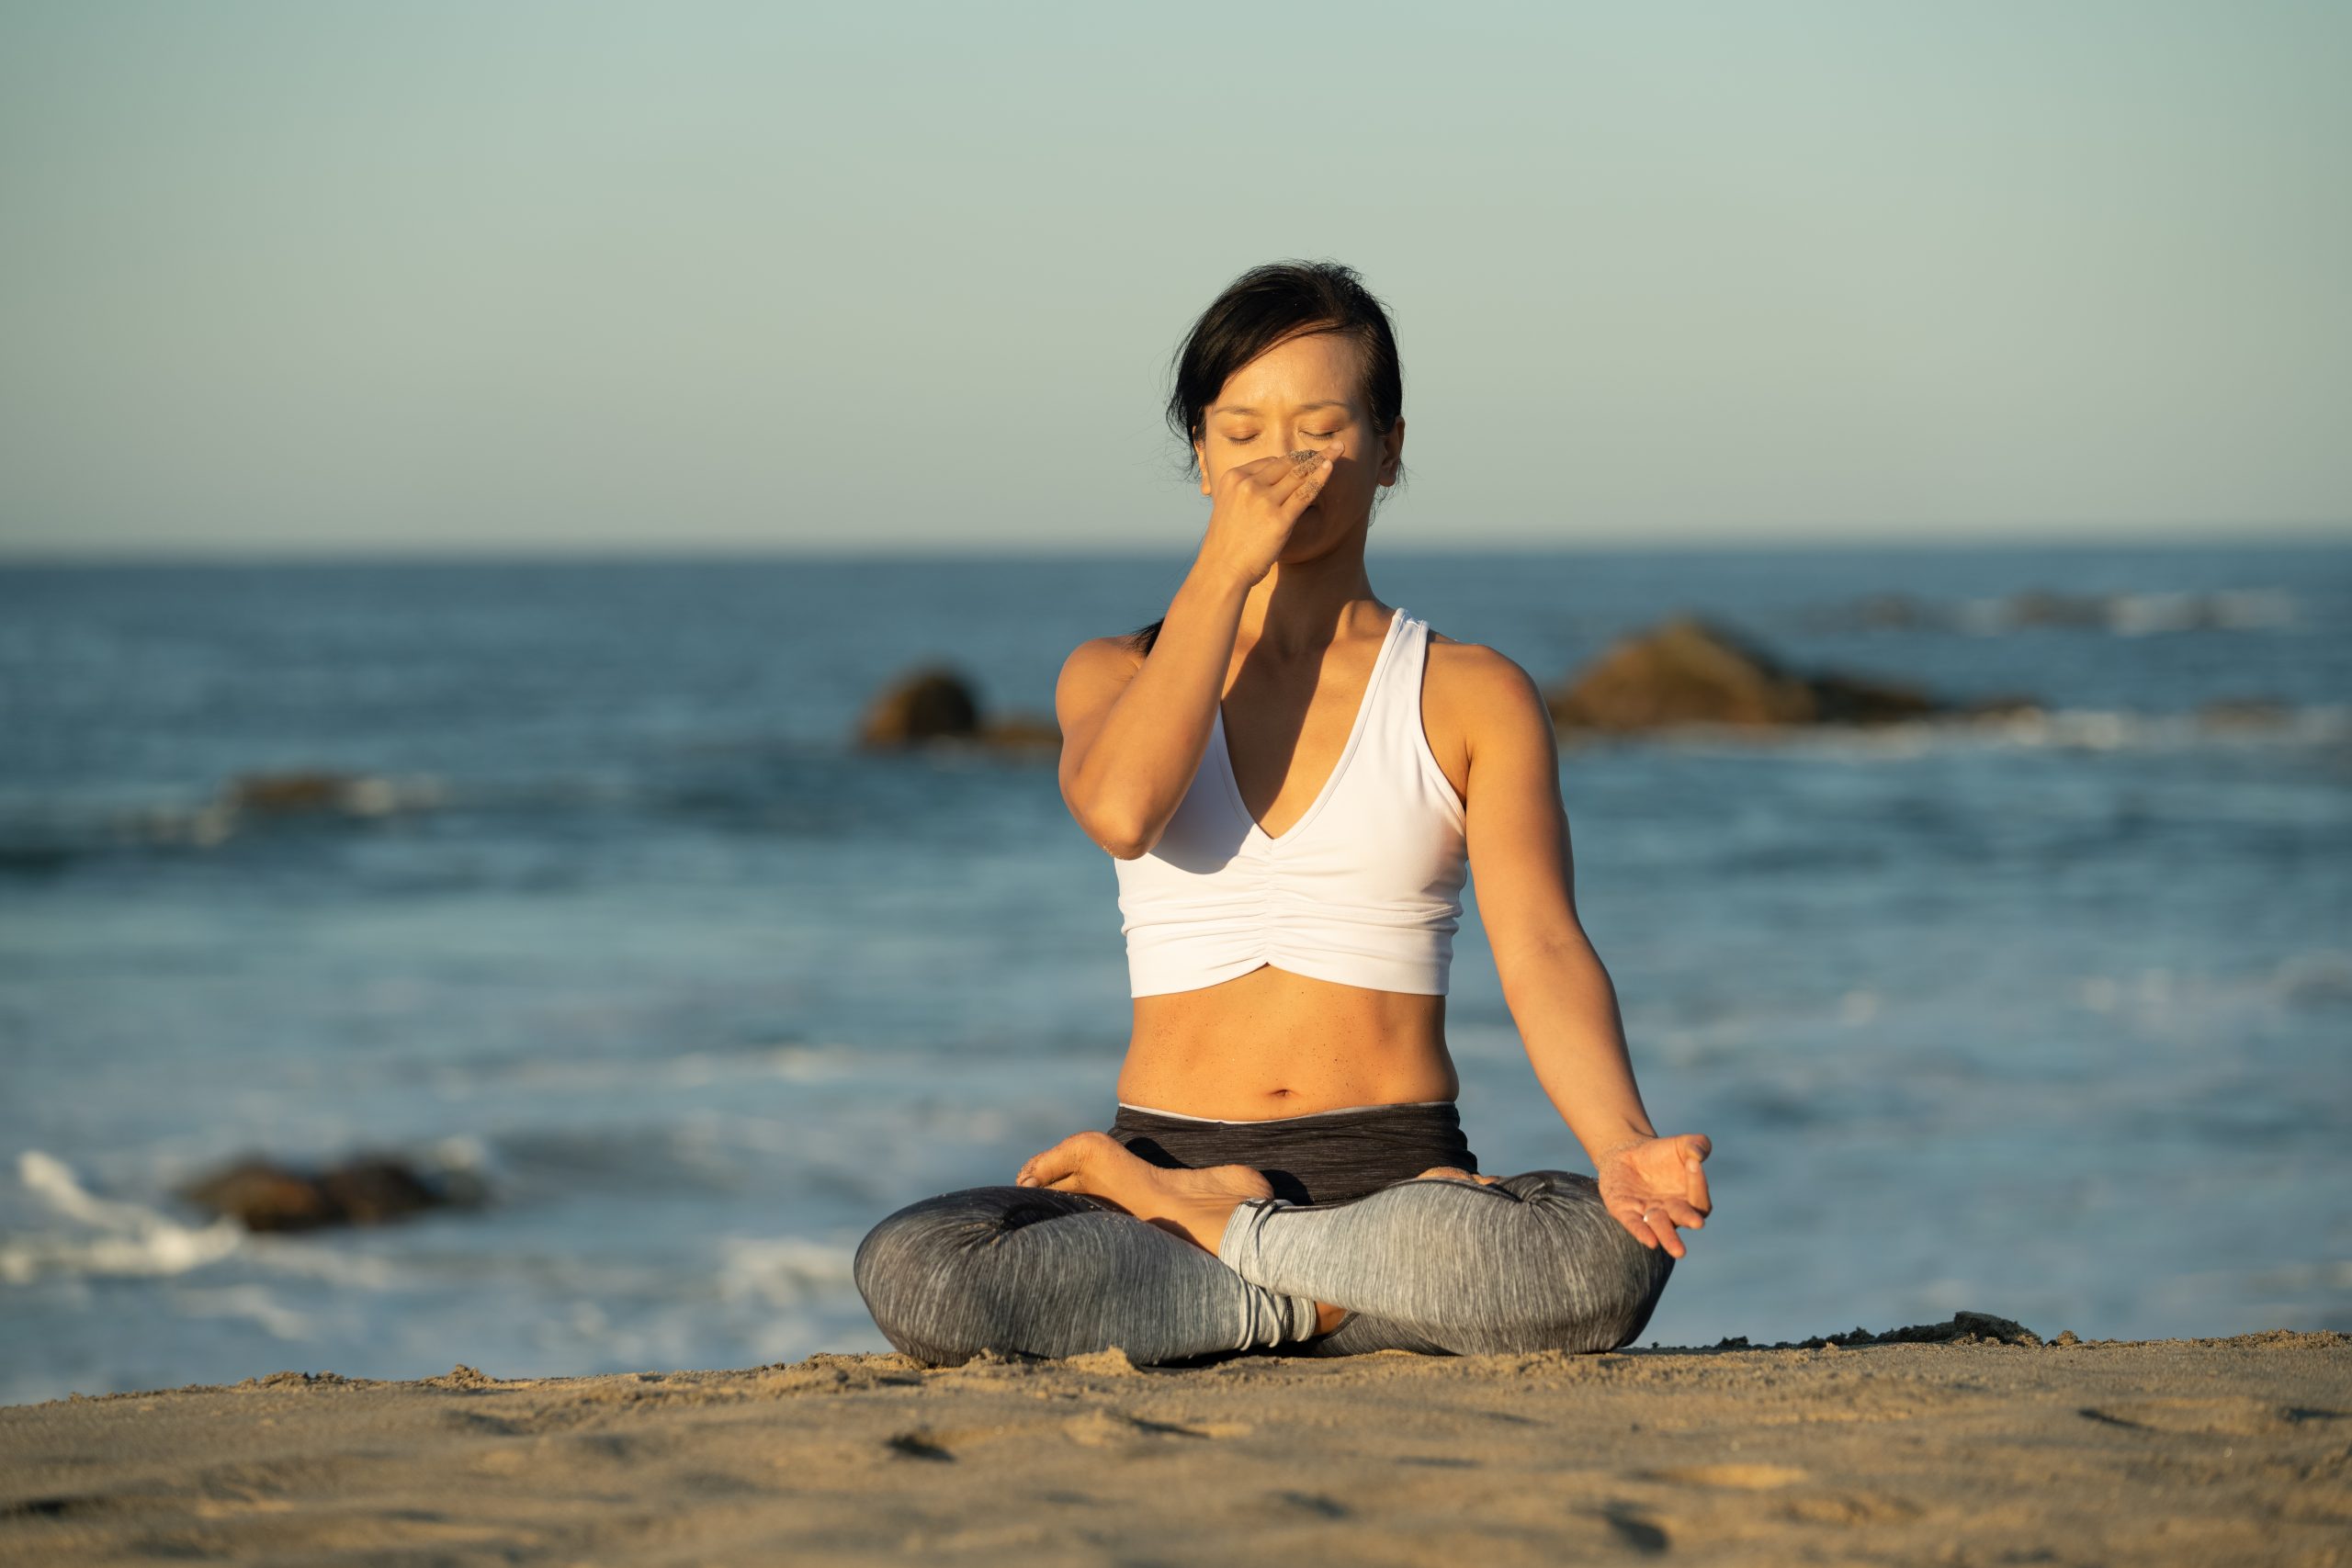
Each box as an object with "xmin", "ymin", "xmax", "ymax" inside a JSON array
[{"xmin": 1, "ymin": 0, "xmax": 2346, "ymax": 557}]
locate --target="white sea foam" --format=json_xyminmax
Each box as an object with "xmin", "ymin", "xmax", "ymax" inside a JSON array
[
  {"xmin": 4, "ymin": 1151, "xmax": 244, "ymax": 1284},
  {"xmin": 237, "ymin": 1235, "xmax": 402, "ymax": 1291},
  {"xmin": 1612, "ymin": 704, "xmax": 2349, "ymax": 760},
  {"xmin": 1944, "ymin": 587, "xmax": 2299, "ymax": 637},
  {"xmin": 712, "ymin": 1235, "xmax": 858, "ymax": 1311},
  {"xmin": 2269, "ymin": 950, "xmax": 2352, "ymax": 995},
  {"xmin": 2108, "ymin": 589, "xmax": 2296, "ymax": 635},
  {"xmin": 166, "ymin": 1282, "xmax": 314, "ymax": 1340}
]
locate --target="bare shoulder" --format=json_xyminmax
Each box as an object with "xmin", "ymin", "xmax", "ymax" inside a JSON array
[
  {"xmin": 1059, "ymin": 632, "xmax": 1145, "ymax": 682},
  {"xmin": 1054, "ymin": 632, "xmax": 1147, "ymax": 735},
  {"xmin": 1423, "ymin": 627, "xmax": 1554, "ymax": 765}
]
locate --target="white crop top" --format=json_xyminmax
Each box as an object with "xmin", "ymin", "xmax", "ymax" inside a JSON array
[{"xmin": 1112, "ymin": 606, "xmax": 1470, "ymax": 997}]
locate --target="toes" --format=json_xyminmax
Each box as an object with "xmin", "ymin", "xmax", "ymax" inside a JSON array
[
  {"xmin": 1416, "ymin": 1167, "xmax": 1498, "ymax": 1184},
  {"xmin": 1017, "ymin": 1131, "xmax": 1114, "ymax": 1189}
]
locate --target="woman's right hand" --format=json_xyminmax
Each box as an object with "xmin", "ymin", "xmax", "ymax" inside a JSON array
[{"xmin": 1201, "ymin": 446, "xmax": 1340, "ymax": 588}]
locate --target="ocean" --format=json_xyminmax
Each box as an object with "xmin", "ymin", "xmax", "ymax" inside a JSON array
[{"xmin": 1, "ymin": 541, "xmax": 2346, "ymax": 1404}]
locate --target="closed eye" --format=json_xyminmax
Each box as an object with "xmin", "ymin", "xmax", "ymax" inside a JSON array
[{"xmin": 1227, "ymin": 430, "xmax": 1340, "ymax": 442}]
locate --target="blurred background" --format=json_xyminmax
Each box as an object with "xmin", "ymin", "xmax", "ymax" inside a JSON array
[{"xmin": 2, "ymin": 1, "xmax": 2346, "ymax": 1404}]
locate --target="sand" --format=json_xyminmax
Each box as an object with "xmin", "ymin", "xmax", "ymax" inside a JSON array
[{"xmin": 3, "ymin": 1323, "xmax": 2345, "ymax": 1566}]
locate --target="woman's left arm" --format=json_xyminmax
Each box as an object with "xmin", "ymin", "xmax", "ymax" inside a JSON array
[{"xmin": 1456, "ymin": 648, "xmax": 1713, "ymax": 1255}]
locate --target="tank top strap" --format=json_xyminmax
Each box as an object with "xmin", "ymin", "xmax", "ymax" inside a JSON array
[{"xmin": 1365, "ymin": 607, "xmax": 1427, "ymax": 739}]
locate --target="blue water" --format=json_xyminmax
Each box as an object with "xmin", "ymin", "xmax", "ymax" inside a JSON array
[{"xmin": 2, "ymin": 543, "xmax": 2346, "ymax": 1405}]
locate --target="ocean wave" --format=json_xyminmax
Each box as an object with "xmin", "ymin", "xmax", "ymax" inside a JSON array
[
  {"xmin": 1805, "ymin": 587, "xmax": 2300, "ymax": 637},
  {"xmin": 1962, "ymin": 587, "xmax": 2298, "ymax": 636},
  {"xmin": 712, "ymin": 1236, "xmax": 858, "ymax": 1311},
  {"xmin": 164, "ymin": 1282, "xmax": 315, "ymax": 1340},
  {"xmin": 413, "ymin": 1043, "xmax": 854, "ymax": 1101},
  {"xmin": 130, "ymin": 771, "xmax": 451, "ymax": 848},
  {"xmin": 3, "ymin": 1150, "xmax": 245, "ymax": 1285},
  {"xmin": 1571, "ymin": 703, "xmax": 2350, "ymax": 758}
]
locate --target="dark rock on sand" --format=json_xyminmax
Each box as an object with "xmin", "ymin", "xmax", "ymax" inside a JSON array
[
  {"xmin": 1820, "ymin": 1310, "xmax": 2045, "ymax": 1348},
  {"xmin": 1545, "ymin": 615, "xmax": 2031, "ymax": 733},
  {"xmin": 1713, "ymin": 1311, "xmax": 2047, "ymax": 1351},
  {"xmin": 857, "ymin": 670, "xmax": 1060, "ymax": 750},
  {"xmin": 176, "ymin": 1153, "xmax": 486, "ymax": 1233}
]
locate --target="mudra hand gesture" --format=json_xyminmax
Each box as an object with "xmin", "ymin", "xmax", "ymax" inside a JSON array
[{"xmin": 1597, "ymin": 1133, "xmax": 1713, "ymax": 1258}]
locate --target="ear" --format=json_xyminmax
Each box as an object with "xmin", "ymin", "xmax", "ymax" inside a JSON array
[
  {"xmin": 1194, "ymin": 435, "xmax": 1211, "ymax": 495},
  {"xmin": 1376, "ymin": 415, "xmax": 1406, "ymax": 487}
]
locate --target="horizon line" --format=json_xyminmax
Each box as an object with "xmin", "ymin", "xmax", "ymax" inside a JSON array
[{"xmin": 2, "ymin": 523, "xmax": 2346, "ymax": 570}]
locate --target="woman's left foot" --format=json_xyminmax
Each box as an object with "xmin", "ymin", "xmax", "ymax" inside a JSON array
[
  {"xmin": 1017, "ymin": 1131, "xmax": 1272, "ymax": 1254},
  {"xmin": 1415, "ymin": 1167, "xmax": 1501, "ymax": 1185}
]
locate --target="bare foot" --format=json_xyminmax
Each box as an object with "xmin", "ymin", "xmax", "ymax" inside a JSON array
[
  {"xmin": 1415, "ymin": 1166, "xmax": 1502, "ymax": 1185},
  {"xmin": 1019, "ymin": 1134, "xmax": 1354, "ymax": 1339},
  {"xmin": 1016, "ymin": 1131, "xmax": 1274, "ymax": 1255}
]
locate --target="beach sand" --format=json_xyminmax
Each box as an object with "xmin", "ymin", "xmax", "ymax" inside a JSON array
[{"xmin": 4, "ymin": 1323, "xmax": 2344, "ymax": 1565}]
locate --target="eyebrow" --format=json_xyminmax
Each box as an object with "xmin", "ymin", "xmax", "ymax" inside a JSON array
[{"xmin": 1209, "ymin": 400, "xmax": 1349, "ymax": 416}]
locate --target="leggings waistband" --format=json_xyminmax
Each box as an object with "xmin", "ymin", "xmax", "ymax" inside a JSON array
[
  {"xmin": 1106, "ymin": 1099, "xmax": 1477, "ymax": 1208},
  {"xmin": 1114, "ymin": 1098, "xmax": 1453, "ymax": 1125}
]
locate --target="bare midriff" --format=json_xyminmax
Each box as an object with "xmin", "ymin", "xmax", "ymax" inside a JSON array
[{"xmin": 1116, "ymin": 963, "xmax": 1459, "ymax": 1121}]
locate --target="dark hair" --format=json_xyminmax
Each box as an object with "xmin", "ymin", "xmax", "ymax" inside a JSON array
[{"xmin": 1123, "ymin": 260, "xmax": 1406, "ymax": 656}]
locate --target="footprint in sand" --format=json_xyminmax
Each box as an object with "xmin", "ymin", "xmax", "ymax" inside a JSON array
[
  {"xmin": 2079, "ymin": 1397, "xmax": 2345, "ymax": 1437},
  {"xmin": 1638, "ymin": 1462, "xmax": 1809, "ymax": 1489}
]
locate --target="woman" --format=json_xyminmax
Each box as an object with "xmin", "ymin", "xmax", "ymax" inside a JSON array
[{"xmin": 854, "ymin": 260, "xmax": 1713, "ymax": 1366}]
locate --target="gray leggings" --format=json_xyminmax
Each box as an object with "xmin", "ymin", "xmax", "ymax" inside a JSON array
[{"xmin": 853, "ymin": 1101, "xmax": 1675, "ymax": 1367}]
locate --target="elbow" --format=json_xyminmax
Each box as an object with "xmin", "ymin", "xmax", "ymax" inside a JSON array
[
  {"xmin": 1064, "ymin": 757, "xmax": 1165, "ymax": 858},
  {"xmin": 1072, "ymin": 800, "xmax": 1158, "ymax": 861},
  {"xmin": 1095, "ymin": 819, "xmax": 1159, "ymax": 861}
]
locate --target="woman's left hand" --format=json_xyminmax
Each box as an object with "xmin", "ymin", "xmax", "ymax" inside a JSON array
[{"xmin": 1595, "ymin": 1133, "xmax": 1713, "ymax": 1258}]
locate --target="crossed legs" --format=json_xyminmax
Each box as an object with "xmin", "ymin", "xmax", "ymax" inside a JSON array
[{"xmin": 854, "ymin": 1133, "xmax": 1674, "ymax": 1366}]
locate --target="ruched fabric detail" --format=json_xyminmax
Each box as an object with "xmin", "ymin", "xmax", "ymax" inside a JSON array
[{"xmin": 1114, "ymin": 608, "xmax": 1469, "ymax": 998}]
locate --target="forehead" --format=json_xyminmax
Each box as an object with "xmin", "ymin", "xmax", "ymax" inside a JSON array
[{"xmin": 1208, "ymin": 331, "xmax": 1362, "ymax": 416}]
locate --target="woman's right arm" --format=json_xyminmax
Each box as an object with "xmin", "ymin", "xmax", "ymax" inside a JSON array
[
  {"xmin": 1055, "ymin": 446, "xmax": 1340, "ymax": 859},
  {"xmin": 1055, "ymin": 560, "xmax": 1253, "ymax": 859}
]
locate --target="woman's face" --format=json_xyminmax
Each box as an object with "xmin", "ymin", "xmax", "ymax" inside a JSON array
[{"xmin": 1192, "ymin": 329, "xmax": 1404, "ymax": 558}]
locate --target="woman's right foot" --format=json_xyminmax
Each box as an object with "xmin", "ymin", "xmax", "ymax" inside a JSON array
[
  {"xmin": 1016, "ymin": 1131, "xmax": 1273, "ymax": 1255},
  {"xmin": 1019, "ymin": 1133, "xmax": 1353, "ymax": 1342}
]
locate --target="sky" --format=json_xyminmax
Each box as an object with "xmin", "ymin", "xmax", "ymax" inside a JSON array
[{"xmin": 0, "ymin": 0, "xmax": 2346, "ymax": 558}]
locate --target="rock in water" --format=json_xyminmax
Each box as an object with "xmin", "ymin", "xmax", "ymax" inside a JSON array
[
  {"xmin": 855, "ymin": 671, "xmax": 1061, "ymax": 750},
  {"xmin": 176, "ymin": 1160, "xmax": 341, "ymax": 1232},
  {"xmin": 1544, "ymin": 615, "xmax": 1946, "ymax": 732},
  {"xmin": 177, "ymin": 1153, "xmax": 480, "ymax": 1232},
  {"xmin": 220, "ymin": 770, "xmax": 440, "ymax": 818},
  {"xmin": 858, "ymin": 668, "xmax": 981, "ymax": 746}
]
